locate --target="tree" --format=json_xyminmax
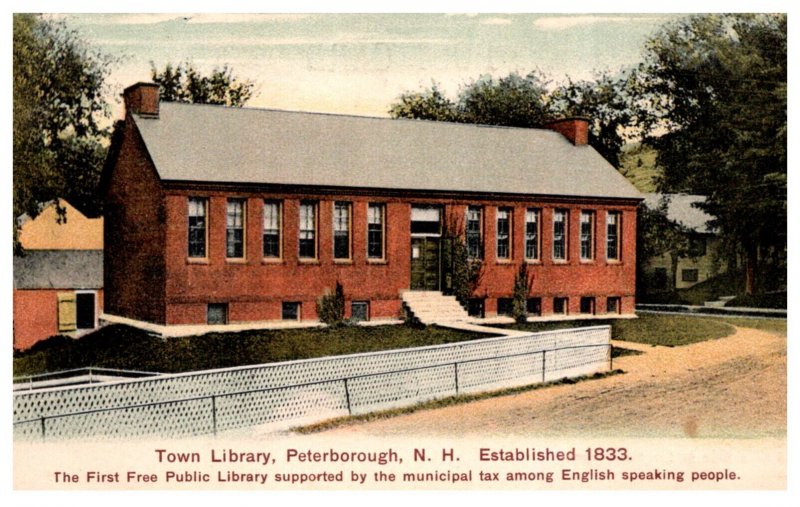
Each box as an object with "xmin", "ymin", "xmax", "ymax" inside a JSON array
[
  {"xmin": 511, "ymin": 262, "xmax": 529, "ymax": 324},
  {"xmin": 458, "ymin": 71, "xmax": 551, "ymax": 128},
  {"xmin": 636, "ymin": 14, "xmax": 787, "ymax": 294},
  {"xmin": 150, "ymin": 62, "xmax": 255, "ymax": 107},
  {"xmin": 389, "ymin": 82, "xmax": 459, "ymax": 122},
  {"xmin": 389, "ymin": 69, "xmax": 637, "ymax": 168},
  {"xmin": 549, "ymin": 71, "xmax": 640, "ymax": 168},
  {"xmin": 636, "ymin": 197, "xmax": 692, "ymax": 296},
  {"xmin": 13, "ymin": 14, "xmax": 115, "ymax": 245}
]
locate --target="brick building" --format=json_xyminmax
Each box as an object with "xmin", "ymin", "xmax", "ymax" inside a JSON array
[{"xmin": 102, "ymin": 82, "xmax": 642, "ymax": 328}]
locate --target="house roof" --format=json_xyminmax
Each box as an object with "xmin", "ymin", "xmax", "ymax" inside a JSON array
[
  {"xmin": 13, "ymin": 250, "xmax": 103, "ymax": 290},
  {"xmin": 643, "ymin": 193, "xmax": 714, "ymax": 233},
  {"xmin": 131, "ymin": 102, "xmax": 643, "ymax": 201}
]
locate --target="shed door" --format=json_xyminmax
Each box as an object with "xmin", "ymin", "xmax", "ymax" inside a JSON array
[{"xmin": 410, "ymin": 237, "xmax": 441, "ymax": 290}]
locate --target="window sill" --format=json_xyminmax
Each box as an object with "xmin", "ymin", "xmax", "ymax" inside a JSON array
[
  {"xmin": 262, "ymin": 258, "xmax": 284, "ymax": 265},
  {"xmin": 495, "ymin": 259, "xmax": 513, "ymax": 265},
  {"xmin": 580, "ymin": 259, "xmax": 596, "ymax": 264},
  {"xmin": 333, "ymin": 259, "xmax": 353, "ymax": 265},
  {"xmin": 225, "ymin": 258, "xmax": 248, "ymax": 264},
  {"xmin": 524, "ymin": 259, "xmax": 542, "ymax": 265},
  {"xmin": 551, "ymin": 260, "xmax": 570, "ymax": 265},
  {"xmin": 367, "ymin": 258, "xmax": 388, "ymax": 265},
  {"xmin": 187, "ymin": 258, "xmax": 210, "ymax": 265},
  {"xmin": 298, "ymin": 259, "xmax": 320, "ymax": 265}
]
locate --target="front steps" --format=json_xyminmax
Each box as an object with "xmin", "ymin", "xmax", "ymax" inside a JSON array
[{"xmin": 401, "ymin": 291, "xmax": 472, "ymax": 326}]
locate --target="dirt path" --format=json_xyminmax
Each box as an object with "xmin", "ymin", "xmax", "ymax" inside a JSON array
[{"xmin": 316, "ymin": 325, "xmax": 786, "ymax": 439}]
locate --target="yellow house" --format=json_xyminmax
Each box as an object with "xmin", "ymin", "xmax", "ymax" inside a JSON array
[{"xmin": 18, "ymin": 199, "xmax": 103, "ymax": 250}]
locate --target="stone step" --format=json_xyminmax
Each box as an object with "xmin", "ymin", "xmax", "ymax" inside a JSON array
[{"xmin": 401, "ymin": 290, "xmax": 470, "ymax": 326}]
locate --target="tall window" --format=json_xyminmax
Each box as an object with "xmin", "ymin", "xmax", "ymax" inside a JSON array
[
  {"xmin": 188, "ymin": 197, "xmax": 207, "ymax": 258},
  {"xmin": 466, "ymin": 206, "xmax": 483, "ymax": 259},
  {"xmin": 496, "ymin": 208, "xmax": 511, "ymax": 259},
  {"xmin": 607, "ymin": 211, "xmax": 620, "ymax": 261},
  {"xmin": 333, "ymin": 202, "xmax": 351, "ymax": 259},
  {"xmin": 525, "ymin": 209, "xmax": 540, "ymax": 260},
  {"xmin": 263, "ymin": 200, "xmax": 281, "ymax": 258},
  {"xmin": 553, "ymin": 209, "xmax": 568, "ymax": 261},
  {"xmin": 299, "ymin": 202, "xmax": 317, "ymax": 259},
  {"xmin": 367, "ymin": 203, "xmax": 385, "ymax": 259},
  {"xmin": 580, "ymin": 211, "xmax": 595, "ymax": 260},
  {"xmin": 226, "ymin": 199, "xmax": 245, "ymax": 258}
]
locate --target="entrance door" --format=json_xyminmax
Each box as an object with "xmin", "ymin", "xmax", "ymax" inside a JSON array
[
  {"xmin": 76, "ymin": 292, "xmax": 96, "ymax": 330},
  {"xmin": 411, "ymin": 237, "xmax": 441, "ymax": 290}
]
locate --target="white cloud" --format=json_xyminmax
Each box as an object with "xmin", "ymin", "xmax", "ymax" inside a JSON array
[
  {"xmin": 533, "ymin": 15, "xmax": 664, "ymax": 31},
  {"xmin": 184, "ymin": 13, "xmax": 310, "ymax": 24}
]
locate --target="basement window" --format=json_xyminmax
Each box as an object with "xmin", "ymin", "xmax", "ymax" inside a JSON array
[
  {"xmin": 282, "ymin": 302, "xmax": 300, "ymax": 321},
  {"xmin": 497, "ymin": 298, "xmax": 513, "ymax": 316},
  {"xmin": 468, "ymin": 298, "xmax": 485, "ymax": 318},
  {"xmin": 350, "ymin": 301, "xmax": 369, "ymax": 322},
  {"xmin": 526, "ymin": 297, "xmax": 542, "ymax": 316},
  {"xmin": 553, "ymin": 297, "xmax": 568, "ymax": 315},
  {"xmin": 580, "ymin": 297, "xmax": 596, "ymax": 315},
  {"xmin": 607, "ymin": 297, "xmax": 621, "ymax": 314},
  {"xmin": 207, "ymin": 304, "xmax": 228, "ymax": 325},
  {"xmin": 681, "ymin": 269, "xmax": 699, "ymax": 282}
]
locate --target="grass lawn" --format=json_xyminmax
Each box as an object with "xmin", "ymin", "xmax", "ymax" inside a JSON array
[
  {"xmin": 13, "ymin": 324, "xmax": 489, "ymax": 377},
  {"xmin": 503, "ymin": 313, "xmax": 735, "ymax": 347}
]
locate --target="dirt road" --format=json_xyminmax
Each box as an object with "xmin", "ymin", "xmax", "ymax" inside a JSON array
[{"xmin": 317, "ymin": 325, "xmax": 786, "ymax": 439}]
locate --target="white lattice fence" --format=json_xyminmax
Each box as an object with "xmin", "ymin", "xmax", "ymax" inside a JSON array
[{"xmin": 13, "ymin": 326, "xmax": 611, "ymax": 440}]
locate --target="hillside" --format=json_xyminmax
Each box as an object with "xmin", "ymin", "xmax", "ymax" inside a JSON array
[{"xmin": 618, "ymin": 143, "xmax": 661, "ymax": 193}]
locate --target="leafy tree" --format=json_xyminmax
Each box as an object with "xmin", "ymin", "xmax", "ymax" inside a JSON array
[
  {"xmin": 150, "ymin": 62, "xmax": 255, "ymax": 107},
  {"xmin": 549, "ymin": 71, "xmax": 640, "ymax": 168},
  {"xmin": 511, "ymin": 262, "xmax": 529, "ymax": 324},
  {"xmin": 389, "ymin": 82, "xmax": 459, "ymax": 122},
  {"xmin": 636, "ymin": 196, "xmax": 692, "ymax": 295},
  {"xmin": 13, "ymin": 14, "xmax": 115, "ymax": 244},
  {"xmin": 637, "ymin": 14, "xmax": 787, "ymax": 293},
  {"xmin": 458, "ymin": 71, "xmax": 551, "ymax": 128}
]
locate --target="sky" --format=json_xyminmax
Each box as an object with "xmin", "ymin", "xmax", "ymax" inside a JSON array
[{"xmin": 54, "ymin": 13, "xmax": 683, "ymax": 119}]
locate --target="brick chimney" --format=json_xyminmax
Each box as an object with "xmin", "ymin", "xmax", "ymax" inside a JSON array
[
  {"xmin": 543, "ymin": 117, "xmax": 589, "ymax": 146},
  {"xmin": 123, "ymin": 82, "xmax": 160, "ymax": 118}
]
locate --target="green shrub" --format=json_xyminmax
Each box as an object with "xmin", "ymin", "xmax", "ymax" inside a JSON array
[{"xmin": 317, "ymin": 281, "xmax": 345, "ymax": 326}]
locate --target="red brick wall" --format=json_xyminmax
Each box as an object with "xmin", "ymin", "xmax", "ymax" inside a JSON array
[
  {"xmin": 161, "ymin": 188, "xmax": 637, "ymax": 324},
  {"xmin": 13, "ymin": 289, "xmax": 104, "ymax": 350},
  {"xmin": 103, "ymin": 118, "xmax": 167, "ymax": 323}
]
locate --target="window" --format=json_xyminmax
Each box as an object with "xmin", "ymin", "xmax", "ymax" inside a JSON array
[
  {"xmin": 682, "ymin": 269, "xmax": 699, "ymax": 282},
  {"xmin": 468, "ymin": 298, "xmax": 485, "ymax": 318},
  {"xmin": 299, "ymin": 202, "xmax": 317, "ymax": 259},
  {"xmin": 525, "ymin": 209, "xmax": 540, "ymax": 260},
  {"xmin": 497, "ymin": 298, "xmax": 514, "ymax": 316},
  {"xmin": 553, "ymin": 210, "xmax": 568, "ymax": 261},
  {"xmin": 553, "ymin": 297, "xmax": 568, "ymax": 315},
  {"xmin": 226, "ymin": 199, "xmax": 245, "ymax": 258},
  {"xmin": 263, "ymin": 200, "xmax": 281, "ymax": 258},
  {"xmin": 350, "ymin": 301, "xmax": 369, "ymax": 322},
  {"xmin": 580, "ymin": 297, "xmax": 595, "ymax": 314},
  {"xmin": 496, "ymin": 208, "xmax": 511, "ymax": 260},
  {"xmin": 466, "ymin": 206, "xmax": 483, "ymax": 259},
  {"xmin": 607, "ymin": 211, "xmax": 621, "ymax": 261},
  {"xmin": 367, "ymin": 203, "xmax": 385, "ymax": 259},
  {"xmin": 188, "ymin": 197, "xmax": 207, "ymax": 258},
  {"xmin": 607, "ymin": 297, "xmax": 621, "ymax": 314},
  {"xmin": 282, "ymin": 302, "xmax": 300, "ymax": 320},
  {"xmin": 410, "ymin": 206, "xmax": 441, "ymax": 235},
  {"xmin": 580, "ymin": 211, "xmax": 595, "ymax": 260},
  {"xmin": 207, "ymin": 303, "xmax": 228, "ymax": 325},
  {"xmin": 526, "ymin": 297, "xmax": 542, "ymax": 316},
  {"xmin": 333, "ymin": 202, "xmax": 351, "ymax": 260}
]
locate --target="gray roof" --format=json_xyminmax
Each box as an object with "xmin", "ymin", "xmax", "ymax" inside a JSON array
[
  {"xmin": 643, "ymin": 193, "xmax": 714, "ymax": 233},
  {"xmin": 14, "ymin": 250, "xmax": 103, "ymax": 289},
  {"xmin": 133, "ymin": 102, "xmax": 642, "ymax": 200}
]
